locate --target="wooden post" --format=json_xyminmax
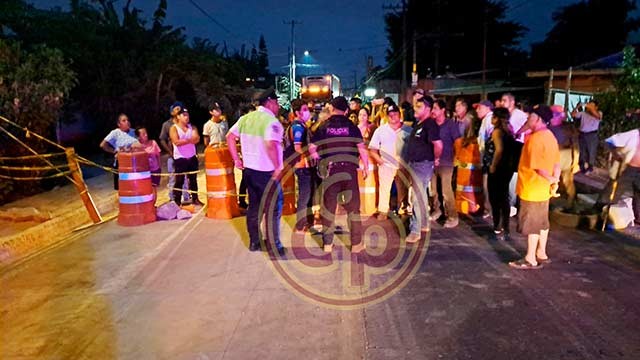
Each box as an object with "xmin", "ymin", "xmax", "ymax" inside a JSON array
[
  {"xmin": 546, "ymin": 69, "xmax": 554, "ymax": 105},
  {"xmin": 66, "ymin": 147, "xmax": 102, "ymax": 223},
  {"xmin": 564, "ymin": 67, "xmax": 573, "ymax": 112}
]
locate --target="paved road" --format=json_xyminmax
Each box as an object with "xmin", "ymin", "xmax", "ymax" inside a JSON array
[{"xmin": 1, "ymin": 210, "xmax": 639, "ymax": 359}]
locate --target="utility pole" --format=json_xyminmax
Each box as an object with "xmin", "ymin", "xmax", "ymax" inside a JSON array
[
  {"xmin": 284, "ymin": 20, "xmax": 302, "ymax": 101},
  {"xmin": 383, "ymin": 0, "xmax": 408, "ymax": 92},
  {"xmin": 412, "ymin": 31, "xmax": 418, "ymax": 87},
  {"xmin": 481, "ymin": 8, "xmax": 488, "ymax": 100}
]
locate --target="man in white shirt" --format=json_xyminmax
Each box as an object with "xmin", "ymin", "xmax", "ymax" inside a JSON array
[
  {"xmin": 572, "ymin": 100, "xmax": 603, "ymax": 174},
  {"xmin": 596, "ymin": 128, "xmax": 640, "ymax": 226},
  {"xmin": 368, "ymin": 104, "xmax": 412, "ymax": 219},
  {"xmin": 501, "ymin": 93, "xmax": 528, "ymax": 214},
  {"xmin": 202, "ymin": 101, "xmax": 228, "ymax": 146},
  {"xmin": 227, "ymin": 88, "xmax": 286, "ymax": 256}
]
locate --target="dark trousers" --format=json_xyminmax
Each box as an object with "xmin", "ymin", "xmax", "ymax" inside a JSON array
[
  {"xmin": 597, "ymin": 165, "xmax": 640, "ymax": 224},
  {"xmin": 173, "ymin": 156, "xmax": 198, "ymax": 205},
  {"xmin": 321, "ymin": 164, "xmax": 362, "ymax": 246},
  {"xmin": 244, "ymin": 168, "xmax": 283, "ymax": 248},
  {"xmin": 295, "ymin": 167, "xmax": 315, "ymax": 229},
  {"xmin": 238, "ymin": 176, "xmax": 248, "ymax": 207},
  {"xmin": 113, "ymin": 157, "xmax": 119, "ymax": 190},
  {"xmin": 579, "ymin": 131, "xmax": 598, "ymax": 171},
  {"xmin": 488, "ymin": 170, "xmax": 511, "ymax": 232}
]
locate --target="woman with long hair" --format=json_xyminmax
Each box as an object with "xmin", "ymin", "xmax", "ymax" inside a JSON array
[{"xmin": 483, "ymin": 107, "xmax": 514, "ymax": 240}]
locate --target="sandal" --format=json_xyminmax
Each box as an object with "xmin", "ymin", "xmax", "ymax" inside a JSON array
[
  {"xmin": 509, "ymin": 258, "xmax": 543, "ymax": 270},
  {"xmin": 537, "ymin": 257, "xmax": 551, "ymax": 264}
]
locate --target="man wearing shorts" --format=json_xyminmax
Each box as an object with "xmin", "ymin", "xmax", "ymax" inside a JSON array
[{"xmin": 510, "ymin": 105, "xmax": 560, "ymax": 270}]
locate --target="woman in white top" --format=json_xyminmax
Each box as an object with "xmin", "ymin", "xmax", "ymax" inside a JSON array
[{"xmin": 169, "ymin": 103, "xmax": 202, "ymax": 206}]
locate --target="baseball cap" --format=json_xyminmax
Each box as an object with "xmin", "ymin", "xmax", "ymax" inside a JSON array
[
  {"xmin": 387, "ymin": 104, "xmax": 401, "ymax": 113},
  {"xmin": 208, "ymin": 101, "xmax": 222, "ymax": 112},
  {"xmin": 170, "ymin": 101, "xmax": 188, "ymax": 115},
  {"xmin": 253, "ymin": 87, "xmax": 277, "ymax": 105},
  {"xmin": 473, "ymin": 100, "xmax": 494, "ymax": 110},
  {"xmin": 525, "ymin": 104, "xmax": 553, "ymax": 123},
  {"xmin": 413, "ymin": 88, "xmax": 425, "ymax": 96},
  {"xmin": 330, "ymin": 96, "xmax": 349, "ymax": 111}
]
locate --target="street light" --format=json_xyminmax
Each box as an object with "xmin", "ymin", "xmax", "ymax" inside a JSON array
[
  {"xmin": 304, "ymin": 50, "xmax": 310, "ymax": 56},
  {"xmin": 364, "ymin": 88, "xmax": 377, "ymax": 98}
]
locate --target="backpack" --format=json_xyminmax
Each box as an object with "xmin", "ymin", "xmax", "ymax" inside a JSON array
[{"xmin": 283, "ymin": 120, "xmax": 310, "ymax": 162}]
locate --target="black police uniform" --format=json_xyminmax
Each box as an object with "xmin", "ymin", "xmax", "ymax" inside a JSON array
[{"xmin": 311, "ymin": 114, "xmax": 364, "ymax": 247}]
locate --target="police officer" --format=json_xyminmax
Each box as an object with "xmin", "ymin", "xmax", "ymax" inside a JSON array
[{"xmin": 310, "ymin": 96, "xmax": 370, "ymax": 253}]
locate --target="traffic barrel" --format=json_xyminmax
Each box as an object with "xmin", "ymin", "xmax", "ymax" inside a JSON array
[
  {"xmin": 205, "ymin": 145, "xmax": 240, "ymax": 219},
  {"xmin": 358, "ymin": 163, "xmax": 378, "ymax": 214},
  {"xmin": 453, "ymin": 138, "xmax": 484, "ymax": 215},
  {"xmin": 281, "ymin": 167, "xmax": 296, "ymax": 215},
  {"xmin": 117, "ymin": 151, "xmax": 156, "ymax": 226}
]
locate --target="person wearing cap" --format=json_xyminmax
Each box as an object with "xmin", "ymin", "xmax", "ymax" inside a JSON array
[
  {"xmin": 348, "ymin": 97, "xmax": 362, "ymax": 124},
  {"xmin": 475, "ymin": 99, "xmax": 495, "ymax": 216},
  {"xmin": 430, "ymin": 99, "xmax": 461, "ymax": 228},
  {"xmin": 160, "ymin": 103, "xmax": 190, "ymax": 203},
  {"xmin": 285, "ymin": 99, "xmax": 315, "ymax": 233},
  {"xmin": 571, "ymin": 100, "xmax": 603, "ymax": 175},
  {"xmin": 369, "ymin": 104, "xmax": 412, "ymax": 219},
  {"xmin": 309, "ymin": 96, "xmax": 370, "ymax": 253},
  {"xmin": 404, "ymin": 96, "xmax": 443, "ymax": 244},
  {"xmin": 100, "ymin": 113, "xmax": 139, "ymax": 190},
  {"xmin": 169, "ymin": 103, "xmax": 203, "ymax": 207},
  {"xmin": 226, "ymin": 88, "xmax": 286, "ymax": 256},
  {"xmin": 548, "ymin": 105, "xmax": 579, "ymax": 209},
  {"xmin": 510, "ymin": 105, "xmax": 559, "ymax": 270},
  {"xmin": 454, "ymin": 98, "xmax": 473, "ymax": 137},
  {"xmin": 412, "ymin": 88, "xmax": 425, "ymax": 103},
  {"xmin": 202, "ymin": 101, "xmax": 228, "ymax": 147}
]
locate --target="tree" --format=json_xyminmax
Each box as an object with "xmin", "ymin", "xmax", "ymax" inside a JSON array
[
  {"xmin": 596, "ymin": 46, "xmax": 640, "ymax": 142},
  {"xmin": 258, "ymin": 34, "xmax": 269, "ymax": 77},
  {"xmin": 530, "ymin": 0, "xmax": 640, "ymax": 69},
  {"xmin": 384, "ymin": 0, "xmax": 527, "ymax": 80}
]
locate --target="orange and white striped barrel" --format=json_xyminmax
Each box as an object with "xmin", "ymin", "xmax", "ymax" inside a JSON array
[
  {"xmin": 281, "ymin": 167, "xmax": 296, "ymax": 215},
  {"xmin": 454, "ymin": 138, "xmax": 484, "ymax": 215},
  {"xmin": 205, "ymin": 146, "xmax": 240, "ymax": 219},
  {"xmin": 117, "ymin": 151, "xmax": 156, "ymax": 226},
  {"xmin": 358, "ymin": 163, "xmax": 378, "ymax": 214}
]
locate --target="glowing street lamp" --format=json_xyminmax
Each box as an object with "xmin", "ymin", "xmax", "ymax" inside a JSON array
[{"xmin": 364, "ymin": 88, "xmax": 377, "ymax": 98}]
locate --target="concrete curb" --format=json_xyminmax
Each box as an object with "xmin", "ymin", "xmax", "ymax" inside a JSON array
[{"xmin": 0, "ymin": 193, "xmax": 118, "ymax": 270}]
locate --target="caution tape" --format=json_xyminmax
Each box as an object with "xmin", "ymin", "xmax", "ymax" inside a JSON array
[
  {"xmin": 0, "ymin": 171, "xmax": 72, "ymax": 180},
  {"xmin": 0, "ymin": 164, "xmax": 70, "ymax": 171},
  {"xmin": 0, "ymin": 152, "xmax": 66, "ymax": 161}
]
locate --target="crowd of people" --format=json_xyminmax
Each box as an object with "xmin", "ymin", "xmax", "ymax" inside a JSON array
[{"xmin": 101, "ymin": 87, "xmax": 624, "ymax": 270}]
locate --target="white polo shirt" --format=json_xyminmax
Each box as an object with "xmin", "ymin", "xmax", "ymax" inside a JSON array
[{"xmin": 369, "ymin": 124, "xmax": 411, "ymax": 170}]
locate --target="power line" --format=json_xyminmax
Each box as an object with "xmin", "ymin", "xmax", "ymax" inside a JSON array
[{"xmin": 186, "ymin": 0, "xmax": 231, "ymax": 34}]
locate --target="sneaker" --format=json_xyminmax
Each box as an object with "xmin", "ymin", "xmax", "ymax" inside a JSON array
[
  {"xmin": 444, "ymin": 218, "xmax": 459, "ymax": 228},
  {"xmin": 430, "ymin": 210, "xmax": 442, "ymax": 221},
  {"xmin": 323, "ymin": 243, "xmax": 333, "ymax": 253},
  {"xmin": 405, "ymin": 233, "xmax": 421, "ymax": 244},
  {"xmin": 377, "ymin": 213, "xmax": 388, "ymax": 220},
  {"xmin": 510, "ymin": 206, "xmax": 518, "ymax": 217},
  {"xmin": 351, "ymin": 242, "xmax": 366, "ymax": 253}
]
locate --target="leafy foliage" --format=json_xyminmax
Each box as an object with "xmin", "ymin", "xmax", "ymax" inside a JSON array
[
  {"xmin": 384, "ymin": 0, "xmax": 528, "ymax": 79},
  {"xmin": 530, "ymin": 0, "xmax": 640, "ymax": 69}
]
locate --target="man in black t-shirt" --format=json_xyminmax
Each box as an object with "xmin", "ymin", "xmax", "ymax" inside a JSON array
[
  {"xmin": 403, "ymin": 96, "xmax": 443, "ymax": 244},
  {"xmin": 310, "ymin": 96, "xmax": 370, "ymax": 254}
]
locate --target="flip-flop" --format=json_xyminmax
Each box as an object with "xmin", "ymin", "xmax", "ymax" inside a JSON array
[
  {"xmin": 537, "ymin": 257, "xmax": 552, "ymax": 264},
  {"xmin": 509, "ymin": 258, "xmax": 543, "ymax": 270}
]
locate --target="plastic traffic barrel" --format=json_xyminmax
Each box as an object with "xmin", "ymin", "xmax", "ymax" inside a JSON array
[
  {"xmin": 205, "ymin": 146, "xmax": 240, "ymax": 219},
  {"xmin": 453, "ymin": 138, "xmax": 484, "ymax": 215},
  {"xmin": 281, "ymin": 167, "xmax": 296, "ymax": 215},
  {"xmin": 117, "ymin": 151, "xmax": 156, "ymax": 226},
  {"xmin": 358, "ymin": 163, "xmax": 378, "ymax": 214}
]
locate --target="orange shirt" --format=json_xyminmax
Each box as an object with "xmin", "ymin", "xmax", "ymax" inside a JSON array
[{"xmin": 516, "ymin": 129, "xmax": 560, "ymax": 202}]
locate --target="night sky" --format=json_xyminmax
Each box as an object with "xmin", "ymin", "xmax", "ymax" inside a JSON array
[{"xmin": 29, "ymin": 0, "xmax": 640, "ymax": 88}]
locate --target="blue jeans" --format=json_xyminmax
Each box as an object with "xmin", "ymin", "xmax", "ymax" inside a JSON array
[
  {"xmin": 244, "ymin": 168, "xmax": 283, "ymax": 249},
  {"xmin": 409, "ymin": 160, "xmax": 435, "ymax": 234},
  {"xmin": 295, "ymin": 168, "xmax": 314, "ymax": 229}
]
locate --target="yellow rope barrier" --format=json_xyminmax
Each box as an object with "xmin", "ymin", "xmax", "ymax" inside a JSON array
[
  {"xmin": 0, "ymin": 152, "xmax": 66, "ymax": 161},
  {"xmin": 0, "ymin": 164, "xmax": 70, "ymax": 171},
  {"xmin": 0, "ymin": 171, "xmax": 72, "ymax": 181}
]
